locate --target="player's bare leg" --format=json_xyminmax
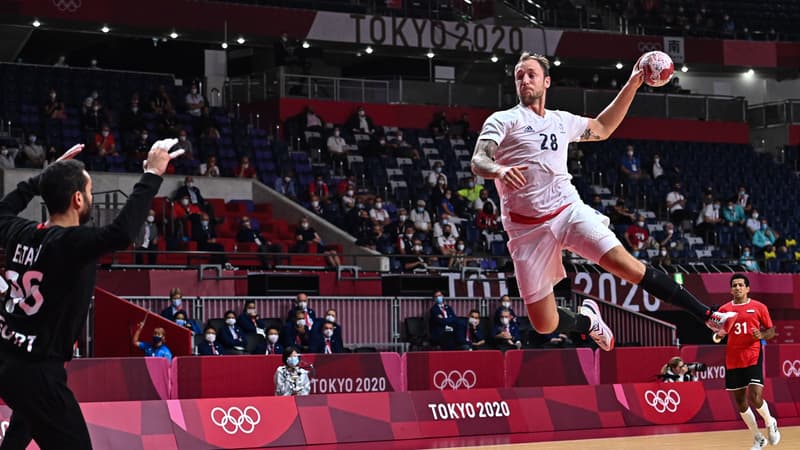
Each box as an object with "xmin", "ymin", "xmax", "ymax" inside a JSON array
[
  {"xmin": 746, "ymin": 384, "xmax": 780, "ymax": 445},
  {"xmin": 733, "ymin": 388, "xmax": 768, "ymax": 449},
  {"xmin": 598, "ymin": 245, "xmax": 737, "ymax": 333},
  {"xmin": 525, "ymin": 292, "xmax": 614, "ymax": 351}
]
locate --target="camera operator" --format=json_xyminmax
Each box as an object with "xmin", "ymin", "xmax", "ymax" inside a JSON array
[{"xmin": 660, "ymin": 357, "xmax": 704, "ymax": 382}]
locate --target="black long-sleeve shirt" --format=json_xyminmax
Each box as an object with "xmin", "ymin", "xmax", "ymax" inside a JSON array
[{"xmin": 0, "ymin": 172, "xmax": 162, "ymax": 361}]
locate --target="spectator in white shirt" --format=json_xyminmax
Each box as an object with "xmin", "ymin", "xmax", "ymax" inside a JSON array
[
  {"xmin": 369, "ymin": 197, "xmax": 391, "ymax": 226},
  {"xmin": 0, "ymin": 145, "xmax": 18, "ymax": 169},
  {"xmin": 436, "ymin": 224, "xmax": 457, "ymax": 256},
  {"xmin": 427, "ymin": 161, "xmax": 446, "ymax": 188},
  {"xmin": 433, "ymin": 212, "xmax": 460, "ymax": 240},
  {"xmin": 472, "ymin": 189, "xmax": 496, "ymax": 213},
  {"xmin": 185, "ymin": 84, "xmax": 205, "ymax": 117},
  {"xmin": 326, "ymin": 127, "xmax": 347, "ymax": 161},
  {"xmin": 410, "ymin": 200, "xmax": 432, "ymax": 233}
]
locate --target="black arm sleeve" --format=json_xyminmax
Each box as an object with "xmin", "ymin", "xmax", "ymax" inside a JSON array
[{"xmin": 0, "ymin": 174, "xmax": 43, "ymax": 245}]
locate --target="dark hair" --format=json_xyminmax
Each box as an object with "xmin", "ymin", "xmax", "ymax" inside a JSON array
[
  {"xmin": 224, "ymin": 309, "xmax": 236, "ymax": 318},
  {"xmin": 242, "ymin": 300, "xmax": 255, "ymax": 312},
  {"xmin": 266, "ymin": 326, "xmax": 280, "ymax": 334},
  {"xmin": 730, "ymin": 273, "xmax": 750, "ymax": 287},
  {"xmin": 39, "ymin": 160, "xmax": 88, "ymax": 216},
  {"xmin": 282, "ymin": 345, "xmax": 299, "ymax": 364},
  {"xmin": 174, "ymin": 311, "xmax": 187, "ymax": 320},
  {"xmin": 203, "ymin": 325, "xmax": 216, "ymax": 334},
  {"xmin": 468, "ymin": 309, "xmax": 480, "ymax": 316},
  {"xmin": 517, "ymin": 52, "xmax": 550, "ymax": 77}
]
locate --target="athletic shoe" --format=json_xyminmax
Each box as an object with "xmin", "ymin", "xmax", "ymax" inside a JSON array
[
  {"xmin": 705, "ymin": 311, "xmax": 737, "ymax": 334},
  {"xmin": 750, "ymin": 432, "xmax": 767, "ymax": 450},
  {"xmin": 581, "ymin": 299, "xmax": 615, "ymax": 352},
  {"xmin": 767, "ymin": 418, "xmax": 781, "ymax": 446}
]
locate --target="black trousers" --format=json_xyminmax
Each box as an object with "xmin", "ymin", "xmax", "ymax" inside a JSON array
[{"xmin": 0, "ymin": 359, "xmax": 91, "ymax": 450}]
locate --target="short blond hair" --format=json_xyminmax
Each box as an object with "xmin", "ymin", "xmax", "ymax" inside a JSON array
[{"xmin": 517, "ymin": 52, "xmax": 550, "ymax": 77}]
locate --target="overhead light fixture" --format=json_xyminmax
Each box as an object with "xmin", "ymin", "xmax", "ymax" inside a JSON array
[
  {"xmin": 356, "ymin": 51, "xmax": 362, "ymax": 57},
  {"xmin": 101, "ymin": 25, "xmax": 110, "ymax": 33},
  {"xmin": 744, "ymin": 68, "xmax": 754, "ymax": 77},
  {"xmin": 615, "ymin": 61, "xmax": 624, "ymax": 70},
  {"xmin": 236, "ymin": 36, "xmax": 245, "ymax": 45},
  {"xmin": 680, "ymin": 64, "xmax": 688, "ymax": 73},
  {"xmin": 221, "ymin": 42, "xmax": 228, "ymax": 49},
  {"xmin": 302, "ymin": 40, "xmax": 310, "ymax": 49},
  {"xmin": 426, "ymin": 50, "xmax": 435, "ymax": 59},
  {"xmin": 464, "ymin": 0, "xmax": 472, "ymax": 4},
  {"xmin": 169, "ymin": 31, "xmax": 178, "ymax": 39},
  {"xmin": 32, "ymin": 19, "xmax": 41, "ymax": 28},
  {"xmin": 553, "ymin": 58, "xmax": 562, "ymax": 67},
  {"xmin": 365, "ymin": 45, "xmax": 373, "ymax": 54},
  {"xmin": 490, "ymin": 55, "xmax": 498, "ymax": 63}
]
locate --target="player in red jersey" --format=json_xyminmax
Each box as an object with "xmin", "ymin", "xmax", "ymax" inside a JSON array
[{"xmin": 713, "ymin": 273, "xmax": 780, "ymax": 450}]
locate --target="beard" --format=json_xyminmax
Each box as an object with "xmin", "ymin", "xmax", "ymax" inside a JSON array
[
  {"xmin": 78, "ymin": 194, "xmax": 92, "ymax": 225},
  {"xmin": 518, "ymin": 89, "xmax": 543, "ymax": 106}
]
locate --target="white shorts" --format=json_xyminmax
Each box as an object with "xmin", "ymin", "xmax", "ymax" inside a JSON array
[{"xmin": 506, "ymin": 202, "xmax": 621, "ymax": 304}]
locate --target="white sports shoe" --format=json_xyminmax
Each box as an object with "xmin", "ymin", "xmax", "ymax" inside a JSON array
[
  {"xmin": 751, "ymin": 432, "xmax": 767, "ymax": 450},
  {"xmin": 581, "ymin": 299, "xmax": 614, "ymax": 352},
  {"xmin": 706, "ymin": 311, "xmax": 738, "ymax": 334},
  {"xmin": 767, "ymin": 418, "xmax": 781, "ymax": 446}
]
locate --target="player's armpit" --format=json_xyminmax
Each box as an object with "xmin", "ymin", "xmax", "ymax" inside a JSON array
[{"xmin": 470, "ymin": 139, "xmax": 501, "ymax": 178}]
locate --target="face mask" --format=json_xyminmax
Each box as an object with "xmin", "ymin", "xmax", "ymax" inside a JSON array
[
  {"xmin": 101, "ymin": 131, "xmax": 109, "ymax": 137},
  {"xmin": 417, "ymin": 207, "xmax": 424, "ymax": 213},
  {"xmin": 301, "ymin": 222, "xmax": 309, "ymax": 229},
  {"xmin": 323, "ymin": 329, "xmax": 334, "ymax": 338},
  {"xmin": 637, "ymin": 221, "xmax": 645, "ymax": 227},
  {"xmin": 284, "ymin": 177, "xmax": 291, "ymax": 183},
  {"xmin": 375, "ymin": 202, "xmax": 383, "ymax": 209},
  {"xmin": 326, "ymin": 315, "xmax": 336, "ymax": 323},
  {"xmin": 441, "ymin": 219, "xmax": 449, "ymax": 225},
  {"xmin": 267, "ymin": 334, "xmax": 279, "ymax": 343},
  {"xmin": 713, "ymin": 204, "xmax": 720, "ymax": 210},
  {"xmin": 469, "ymin": 317, "xmax": 479, "ymax": 326},
  {"xmin": 502, "ymin": 302, "xmax": 511, "ymax": 308},
  {"xmin": 152, "ymin": 336, "xmax": 163, "ymax": 344},
  {"xmin": 206, "ymin": 334, "xmax": 216, "ymax": 342},
  {"xmin": 346, "ymin": 190, "xmax": 354, "ymax": 197},
  {"xmin": 334, "ymin": 131, "xmax": 340, "ymax": 137},
  {"xmin": 740, "ymin": 190, "xmax": 746, "ymax": 195},
  {"xmin": 744, "ymin": 251, "xmax": 751, "ymax": 257},
  {"xmin": 1, "ymin": 150, "xmax": 7, "ymax": 156},
  {"xmin": 501, "ymin": 317, "xmax": 510, "ymax": 325},
  {"xmin": 405, "ymin": 233, "xmax": 414, "ymax": 239},
  {"xmin": 399, "ymin": 215, "xmax": 408, "ymax": 222},
  {"xmin": 728, "ymin": 205, "xmax": 734, "ymax": 210},
  {"xmin": 753, "ymin": 213, "xmax": 759, "ymax": 219},
  {"xmin": 654, "ymin": 158, "xmax": 659, "ymax": 163},
  {"xmin": 435, "ymin": 296, "xmax": 444, "ymax": 304},
  {"xmin": 457, "ymin": 244, "xmax": 465, "ymax": 251},
  {"xmin": 201, "ymin": 220, "xmax": 210, "ymax": 227},
  {"xmin": 29, "ymin": 136, "xmax": 36, "ymax": 143},
  {"xmin": 435, "ymin": 167, "xmax": 442, "ymax": 173},
  {"xmin": 627, "ymin": 151, "xmax": 634, "ymax": 157},
  {"xmin": 247, "ymin": 308, "xmax": 257, "ymax": 316},
  {"xmin": 91, "ymin": 92, "xmax": 99, "ymax": 99},
  {"xmin": 296, "ymin": 319, "xmax": 306, "ymax": 327},
  {"xmin": 225, "ymin": 318, "xmax": 236, "ymax": 326},
  {"xmin": 141, "ymin": 134, "xmax": 148, "ymax": 140},
  {"xmin": 93, "ymin": 106, "xmax": 100, "ymax": 112},
  {"xmin": 438, "ymin": 180, "xmax": 446, "ymax": 186},
  {"xmin": 297, "ymin": 301, "xmax": 307, "ymax": 310},
  {"xmin": 179, "ymin": 136, "xmax": 186, "ymax": 141},
  {"xmin": 191, "ymin": 88, "xmax": 197, "ymax": 94},
  {"xmin": 50, "ymin": 93, "xmax": 56, "ymax": 99},
  {"xmin": 172, "ymin": 299, "xmax": 182, "ymax": 307},
  {"xmin": 176, "ymin": 319, "xmax": 186, "ymax": 326},
  {"xmin": 132, "ymin": 107, "xmax": 139, "ymax": 113},
  {"xmin": 181, "ymin": 199, "xmax": 189, "ymax": 206},
  {"xmin": 413, "ymin": 245, "xmax": 422, "ymax": 252},
  {"xmin": 311, "ymin": 201, "xmax": 319, "ymax": 207},
  {"xmin": 287, "ymin": 356, "xmax": 300, "ymax": 367},
  {"xmin": 147, "ymin": 215, "xmax": 155, "ymax": 223},
  {"xmin": 359, "ymin": 111, "xmax": 365, "ymax": 117},
  {"xmin": 762, "ymin": 224, "xmax": 768, "ymax": 230},
  {"xmin": 660, "ymin": 250, "xmax": 668, "ymax": 256},
  {"xmin": 468, "ymin": 182, "xmax": 475, "ymax": 188}
]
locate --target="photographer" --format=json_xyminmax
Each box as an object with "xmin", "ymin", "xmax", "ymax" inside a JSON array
[{"xmin": 660, "ymin": 357, "xmax": 703, "ymax": 382}]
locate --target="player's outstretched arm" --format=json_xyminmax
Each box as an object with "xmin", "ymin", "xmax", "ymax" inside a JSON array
[
  {"xmin": 471, "ymin": 139, "xmax": 527, "ymax": 190},
  {"xmin": 579, "ymin": 55, "xmax": 645, "ymax": 142}
]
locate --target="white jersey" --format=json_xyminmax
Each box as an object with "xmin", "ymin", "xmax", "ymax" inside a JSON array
[{"xmin": 478, "ymin": 104, "xmax": 588, "ymax": 228}]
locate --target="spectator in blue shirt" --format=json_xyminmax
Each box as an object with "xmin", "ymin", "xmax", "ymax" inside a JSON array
[
  {"xmin": 752, "ymin": 219, "xmax": 777, "ymax": 253},
  {"xmin": 274, "ymin": 171, "xmax": 298, "ymax": 199},
  {"xmin": 132, "ymin": 323, "xmax": 173, "ymax": 361},
  {"xmin": 619, "ymin": 144, "xmax": 647, "ymax": 182},
  {"xmin": 739, "ymin": 246, "xmax": 761, "ymax": 272}
]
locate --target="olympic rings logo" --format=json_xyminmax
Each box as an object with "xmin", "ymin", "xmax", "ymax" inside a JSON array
[
  {"xmin": 53, "ymin": 0, "xmax": 82, "ymax": 12},
  {"xmin": 783, "ymin": 360, "xmax": 800, "ymax": 377},
  {"xmin": 432, "ymin": 370, "xmax": 477, "ymax": 390},
  {"xmin": 644, "ymin": 389, "xmax": 681, "ymax": 413},
  {"xmin": 210, "ymin": 406, "xmax": 261, "ymax": 434},
  {"xmin": 637, "ymin": 42, "xmax": 662, "ymax": 52}
]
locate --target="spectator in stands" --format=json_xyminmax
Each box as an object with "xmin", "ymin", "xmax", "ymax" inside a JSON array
[
  {"xmin": 666, "ymin": 182, "xmax": 689, "ymax": 224},
  {"xmin": 493, "ymin": 295, "xmax": 519, "ymax": 326},
  {"xmin": 307, "ymin": 194, "xmax": 322, "ymax": 216},
  {"xmin": 457, "ymin": 176, "xmax": 484, "ymax": 205},
  {"xmin": 351, "ymin": 207, "xmax": 373, "ymax": 242},
  {"xmin": 651, "ymin": 153, "xmax": 666, "ymax": 180},
  {"xmin": 234, "ymin": 156, "xmax": 256, "ymax": 179},
  {"xmin": 192, "ymin": 212, "xmax": 227, "ymax": 265},
  {"xmin": 589, "ymin": 194, "xmax": 605, "ymax": 213},
  {"xmin": 369, "ymin": 196, "xmax": 390, "ymax": 226},
  {"xmin": 197, "ymin": 325, "xmax": 225, "ymax": 355},
  {"xmin": 658, "ymin": 222, "xmax": 683, "ymax": 251},
  {"xmin": 397, "ymin": 225, "xmax": 416, "ymax": 256},
  {"xmin": 695, "ymin": 198, "xmax": 722, "ymax": 241},
  {"xmin": 308, "ymin": 175, "xmax": 329, "ymax": 200},
  {"xmin": 437, "ymin": 190, "xmax": 460, "ymax": 220},
  {"xmin": 310, "ymin": 320, "xmax": 344, "ymax": 354},
  {"xmin": 160, "ymin": 288, "xmax": 185, "ymax": 321},
  {"xmin": 752, "ymin": 219, "xmax": 777, "ymax": 253},
  {"xmin": 619, "ymin": 144, "xmax": 647, "ymax": 182},
  {"xmin": 293, "ymin": 216, "xmax": 341, "ymax": 267},
  {"xmin": 258, "ymin": 326, "xmax": 283, "ymax": 355},
  {"xmin": 22, "ymin": 133, "xmax": 45, "ymax": 168},
  {"xmin": 150, "ymin": 85, "xmax": 174, "ymax": 116},
  {"xmin": 462, "ymin": 309, "xmax": 487, "ymax": 350},
  {"xmin": 134, "ymin": 209, "xmax": 158, "ymax": 265},
  {"xmin": 43, "ymin": 145, "xmax": 59, "ymax": 168},
  {"xmin": 274, "ymin": 347, "xmax": 310, "ymax": 396},
  {"xmin": 174, "ymin": 129, "xmax": 194, "ymax": 158},
  {"xmin": 94, "ymin": 124, "xmax": 116, "ymax": 157},
  {"xmin": 302, "ymin": 106, "xmax": 323, "ymax": 132},
  {"xmin": 358, "ymin": 223, "xmax": 390, "ymax": 253},
  {"xmin": 339, "ymin": 183, "xmax": 356, "ymax": 213},
  {"xmin": 429, "ymin": 291, "xmax": 458, "ymax": 349},
  {"xmin": 274, "ymin": 171, "xmax": 298, "ymax": 199},
  {"xmin": 282, "ymin": 310, "xmax": 311, "ymax": 353},
  {"xmin": 326, "ymin": 127, "xmax": 347, "ymax": 163},
  {"xmin": 651, "ymin": 245, "xmax": 673, "ymax": 269},
  {"xmin": 287, "ymin": 293, "xmax": 317, "ymax": 327},
  {"xmin": 746, "ymin": 210, "xmax": 761, "ymax": 237},
  {"xmin": 427, "ymin": 161, "xmax": 447, "ymax": 188},
  {"xmin": 238, "ymin": 300, "xmax": 266, "ymax": 334},
  {"xmin": 0, "ymin": 146, "xmax": 17, "ymax": 170},
  {"xmin": 493, "ymin": 307, "xmax": 522, "ymax": 351},
  {"xmin": 403, "ymin": 238, "xmax": 433, "ymax": 271},
  {"xmin": 448, "ymin": 239, "xmax": 474, "ymax": 270},
  {"xmin": 433, "ymin": 212, "xmax": 459, "ymax": 240},
  {"xmin": 740, "ymin": 246, "xmax": 760, "ymax": 272},
  {"xmin": 316, "ymin": 308, "xmax": 342, "ymax": 339},
  {"xmin": 388, "ymin": 208, "xmax": 411, "ymax": 240},
  {"xmin": 390, "ymin": 130, "xmax": 411, "ymax": 151},
  {"xmin": 429, "ymin": 111, "xmax": 450, "ymax": 138},
  {"xmin": 237, "ymin": 216, "xmax": 282, "ymax": 268},
  {"xmin": 476, "ymin": 202, "xmax": 502, "ymax": 251},
  {"xmin": 159, "ymin": 108, "xmax": 180, "ymax": 137},
  {"xmin": 184, "ymin": 83, "xmax": 205, "ymax": 118},
  {"xmin": 173, "ymin": 195, "xmax": 203, "ymax": 231},
  {"xmin": 625, "ymin": 214, "xmax": 650, "ymax": 258},
  {"xmin": 737, "ymin": 185, "xmax": 749, "ymax": 208},
  {"xmin": 453, "ymin": 113, "xmax": 471, "ymax": 138},
  {"xmin": 132, "ymin": 322, "xmax": 172, "ymax": 361},
  {"xmin": 43, "ymin": 88, "xmax": 66, "ymax": 120},
  {"xmin": 723, "ymin": 199, "xmax": 746, "ymax": 228},
  {"xmin": 173, "ymin": 310, "xmax": 200, "ymax": 334},
  {"xmin": 411, "ymin": 199, "xmax": 431, "ymax": 234},
  {"xmin": 346, "ymin": 106, "xmax": 375, "ymax": 136},
  {"xmin": 660, "ymin": 357, "xmax": 697, "ymax": 382},
  {"xmin": 220, "ymin": 310, "xmax": 248, "ymax": 354},
  {"xmin": 200, "ymin": 155, "xmax": 220, "ymax": 177},
  {"xmin": 53, "ymin": 54, "xmax": 68, "ymax": 67},
  {"xmin": 82, "ymin": 100, "xmax": 106, "ymax": 133},
  {"xmin": 120, "ymin": 94, "xmax": 145, "ymax": 134},
  {"xmin": 82, "ymin": 90, "xmax": 100, "ymax": 115},
  {"xmin": 473, "ymin": 189, "xmax": 496, "ymax": 213}
]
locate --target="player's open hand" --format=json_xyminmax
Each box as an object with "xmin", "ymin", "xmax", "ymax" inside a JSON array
[
  {"xmin": 57, "ymin": 143, "xmax": 84, "ymax": 162},
  {"xmin": 498, "ymin": 165, "xmax": 528, "ymax": 190},
  {"xmin": 143, "ymin": 138, "xmax": 183, "ymax": 176},
  {"xmin": 628, "ymin": 54, "xmax": 645, "ymax": 89}
]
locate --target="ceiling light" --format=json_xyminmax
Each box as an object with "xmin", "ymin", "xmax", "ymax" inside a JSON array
[
  {"xmin": 744, "ymin": 68, "xmax": 754, "ymax": 77},
  {"xmin": 356, "ymin": 51, "xmax": 362, "ymax": 57},
  {"xmin": 221, "ymin": 42, "xmax": 228, "ymax": 49},
  {"xmin": 464, "ymin": 0, "xmax": 472, "ymax": 4},
  {"xmin": 32, "ymin": 19, "xmax": 41, "ymax": 28},
  {"xmin": 490, "ymin": 55, "xmax": 498, "ymax": 63},
  {"xmin": 236, "ymin": 36, "xmax": 245, "ymax": 45},
  {"xmin": 426, "ymin": 50, "xmax": 435, "ymax": 59},
  {"xmin": 169, "ymin": 31, "xmax": 178, "ymax": 39},
  {"xmin": 365, "ymin": 45, "xmax": 373, "ymax": 54},
  {"xmin": 553, "ymin": 58, "xmax": 562, "ymax": 67},
  {"xmin": 615, "ymin": 61, "xmax": 623, "ymax": 70},
  {"xmin": 101, "ymin": 25, "xmax": 110, "ymax": 33},
  {"xmin": 680, "ymin": 65, "xmax": 688, "ymax": 73},
  {"xmin": 302, "ymin": 40, "xmax": 310, "ymax": 49}
]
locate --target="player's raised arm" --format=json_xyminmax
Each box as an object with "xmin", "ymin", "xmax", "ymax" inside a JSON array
[{"xmin": 578, "ymin": 55, "xmax": 645, "ymax": 142}]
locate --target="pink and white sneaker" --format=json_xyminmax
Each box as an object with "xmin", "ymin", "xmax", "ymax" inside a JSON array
[
  {"xmin": 581, "ymin": 299, "xmax": 615, "ymax": 352},
  {"xmin": 706, "ymin": 311, "xmax": 737, "ymax": 334}
]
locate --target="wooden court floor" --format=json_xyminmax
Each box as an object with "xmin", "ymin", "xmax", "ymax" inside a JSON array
[{"xmin": 443, "ymin": 426, "xmax": 800, "ymax": 450}]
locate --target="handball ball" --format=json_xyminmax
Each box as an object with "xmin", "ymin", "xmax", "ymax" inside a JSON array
[{"xmin": 639, "ymin": 51, "xmax": 674, "ymax": 87}]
